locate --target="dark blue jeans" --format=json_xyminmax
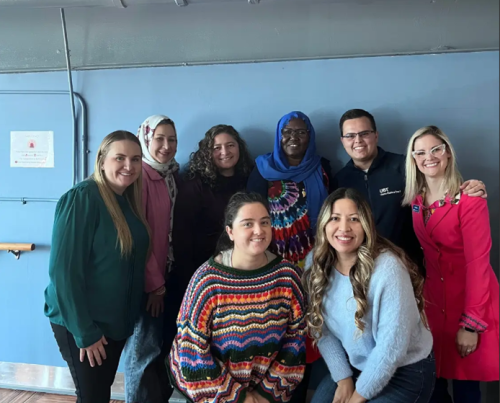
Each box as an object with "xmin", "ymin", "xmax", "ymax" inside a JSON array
[
  {"xmin": 429, "ymin": 378, "xmax": 481, "ymax": 403},
  {"xmin": 312, "ymin": 355, "xmax": 436, "ymax": 403}
]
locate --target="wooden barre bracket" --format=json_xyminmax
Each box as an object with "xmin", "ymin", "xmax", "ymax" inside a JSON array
[{"xmin": 0, "ymin": 243, "xmax": 36, "ymax": 260}]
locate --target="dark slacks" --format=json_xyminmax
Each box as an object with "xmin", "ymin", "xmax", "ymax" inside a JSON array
[{"xmin": 51, "ymin": 322, "xmax": 126, "ymax": 403}]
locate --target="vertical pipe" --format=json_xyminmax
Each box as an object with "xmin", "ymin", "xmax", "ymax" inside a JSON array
[
  {"xmin": 60, "ymin": 8, "xmax": 78, "ymax": 185},
  {"xmin": 79, "ymin": 94, "xmax": 88, "ymax": 180}
]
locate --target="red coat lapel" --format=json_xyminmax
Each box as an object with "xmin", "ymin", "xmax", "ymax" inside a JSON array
[{"xmin": 425, "ymin": 200, "xmax": 454, "ymax": 238}]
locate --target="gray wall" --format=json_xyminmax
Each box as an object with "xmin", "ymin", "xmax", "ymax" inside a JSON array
[
  {"xmin": 0, "ymin": 0, "xmax": 499, "ymax": 73},
  {"xmin": 0, "ymin": 56, "xmax": 498, "ymax": 398}
]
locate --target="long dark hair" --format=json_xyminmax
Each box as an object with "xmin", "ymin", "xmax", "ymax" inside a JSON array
[
  {"xmin": 214, "ymin": 192, "xmax": 269, "ymax": 255},
  {"xmin": 186, "ymin": 124, "xmax": 254, "ymax": 187}
]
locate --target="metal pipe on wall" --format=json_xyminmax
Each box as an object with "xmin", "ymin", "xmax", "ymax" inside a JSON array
[
  {"xmin": 60, "ymin": 7, "xmax": 78, "ymax": 187},
  {"xmin": 0, "ymin": 90, "xmax": 88, "ymax": 204}
]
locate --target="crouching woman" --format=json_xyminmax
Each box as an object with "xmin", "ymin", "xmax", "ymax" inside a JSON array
[
  {"xmin": 168, "ymin": 192, "xmax": 307, "ymax": 403},
  {"xmin": 305, "ymin": 188, "xmax": 435, "ymax": 403}
]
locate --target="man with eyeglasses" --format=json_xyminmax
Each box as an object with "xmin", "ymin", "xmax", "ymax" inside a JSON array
[{"xmin": 332, "ymin": 108, "xmax": 486, "ymax": 268}]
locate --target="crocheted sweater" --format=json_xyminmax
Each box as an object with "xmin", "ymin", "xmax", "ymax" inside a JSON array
[{"xmin": 168, "ymin": 256, "xmax": 307, "ymax": 403}]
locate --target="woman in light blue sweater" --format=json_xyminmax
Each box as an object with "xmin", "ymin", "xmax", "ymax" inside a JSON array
[{"xmin": 304, "ymin": 188, "xmax": 435, "ymax": 403}]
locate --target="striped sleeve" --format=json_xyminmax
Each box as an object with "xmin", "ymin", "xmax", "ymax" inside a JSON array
[{"xmin": 169, "ymin": 267, "xmax": 247, "ymax": 403}]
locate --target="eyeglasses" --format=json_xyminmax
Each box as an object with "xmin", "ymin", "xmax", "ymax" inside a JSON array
[
  {"xmin": 282, "ymin": 128, "xmax": 309, "ymax": 139},
  {"xmin": 341, "ymin": 130, "xmax": 375, "ymax": 140},
  {"xmin": 412, "ymin": 144, "xmax": 446, "ymax": 160}
]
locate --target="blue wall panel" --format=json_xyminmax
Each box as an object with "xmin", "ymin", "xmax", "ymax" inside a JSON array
[{"xmin": 0, "ymin": 51, "xmax": 498, "ymax": 370}]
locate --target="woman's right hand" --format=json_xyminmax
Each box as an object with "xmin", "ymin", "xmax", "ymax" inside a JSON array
[
  {"xmin": 79, "ymin": 336, "xmax": 108, "ymax": 367},
  {"xmin": 333, "ymin": 377, "xmax": 355, "ymax": 403}
]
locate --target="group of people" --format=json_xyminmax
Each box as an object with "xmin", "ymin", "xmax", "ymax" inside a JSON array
[{"xmin": 43, "ymin": 108, "xmax": 499, "ymax": 403}]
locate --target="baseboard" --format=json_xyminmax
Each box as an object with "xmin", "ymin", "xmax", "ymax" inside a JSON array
[{"xmin": 0, "ymin": 361, "xmax": 186, "ymax": 402}]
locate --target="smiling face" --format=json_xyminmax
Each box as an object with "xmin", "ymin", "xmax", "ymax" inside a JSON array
[
  {"xmin": 281, "ymin": 118, "xmax": 310, "ymax": 166},
  {"xmin": 340, "ymin": 117, "xmax": 379, "ymax": 167},
  {"xmin": 101, "ymin": 140, "xmax": 142, "ymax": 195},
  {"xmin": 412, "ymin": 134, "xmax": 450, "ymax": 180},
  {"xmin": 213, "ymin": 132, "xmax": 240, "ymax": 176},
  {"xmin": 149, "ymin": 123, "xmax": 177, "ymax": 164},
  {"xmin": 226, "ymin": 202, "xmax": 272, "ymax": 257},
  {"xmin": 325, "ymin": 198, "xmax": 365, "ymax": 257}
]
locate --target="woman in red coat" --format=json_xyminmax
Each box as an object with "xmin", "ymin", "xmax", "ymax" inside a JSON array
[{"xmin": 403, "ymin": 125, "xmax": 499, "ymax": 403}]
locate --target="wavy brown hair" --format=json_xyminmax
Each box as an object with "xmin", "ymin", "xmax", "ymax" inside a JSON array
[
  {"xmin": 186, "ymin": 124, "xmax": 254, "ymax": 187},
  {"xmin": 303, "ymin": 188, "xmax": 427, "ymax": 343}
]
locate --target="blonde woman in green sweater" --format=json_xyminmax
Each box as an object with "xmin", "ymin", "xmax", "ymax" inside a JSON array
[{"xmin": 44, "ymin": 131, "xmax": 150, "ymax": 403}]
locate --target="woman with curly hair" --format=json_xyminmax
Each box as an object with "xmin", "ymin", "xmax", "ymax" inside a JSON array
[
  {"xmin": 163, "ymin": 124, "xmax": 254, "ymax": 355},
  {"xmin": 304, "ymin": 188, "xmax": 435, "ymax": 403}
]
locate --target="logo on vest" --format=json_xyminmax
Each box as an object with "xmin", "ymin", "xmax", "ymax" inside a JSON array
[
  {"xmin": 379, "ymin": 187, "xmax": 402, "ymax": 196},
  {"xmin": 413, "ymin": 205, "xmax": 420, "ymax": 213}
]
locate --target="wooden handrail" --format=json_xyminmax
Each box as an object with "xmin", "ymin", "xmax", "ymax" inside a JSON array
[
  {"xmin": 0, "ymin": 243, "xmax": 36, "ymax": 259},
  {"xmin": 0, "ymin": 243, "xmax": 36, "ymax": 251}
]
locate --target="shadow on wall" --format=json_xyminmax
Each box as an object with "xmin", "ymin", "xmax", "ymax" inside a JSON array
[
  {"xmin": 309, "ymin": 108, "xmax": 344, "ymax": 173},
  {"xmin": 371, "ymin": 107, "xmax": 409, "ymax": 154},
  {"xmin": 240, "ymin": 127, "xmax": 272, "ymax": 159}
]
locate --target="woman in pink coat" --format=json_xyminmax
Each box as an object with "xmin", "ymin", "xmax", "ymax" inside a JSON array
[{"xmin": 403, "ymin": 125, "xmax": 499, "ymax": 403}]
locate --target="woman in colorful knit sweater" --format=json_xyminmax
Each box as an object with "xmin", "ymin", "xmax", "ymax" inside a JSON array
[{"xmin": 168, "ymin": 192, "xmax": 307, "ymax": 403}]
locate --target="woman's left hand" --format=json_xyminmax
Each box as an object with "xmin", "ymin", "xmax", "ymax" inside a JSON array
[
  {"xmin": 456, "ymin": 327, "xmax": 478, "ymax": 358},
  {"xmin": 347, "ymin": 391, "xmax": 367, "ymax": 403},
  {"xmin": 461, "ymin": 180, "xmax": 487, "ymax": 198}
]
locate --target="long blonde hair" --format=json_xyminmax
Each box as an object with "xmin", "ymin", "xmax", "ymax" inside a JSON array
[
  {"xmin": 90, "ymin": 130, "xmax": 149, "ymax": 256},
  {"xmin": 403, "ymin": 125, "xmax": 463, "ymax": 206},
  {"xmin": 303, "ymin": 188, "xmax": 427, "ymax": 343}
]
